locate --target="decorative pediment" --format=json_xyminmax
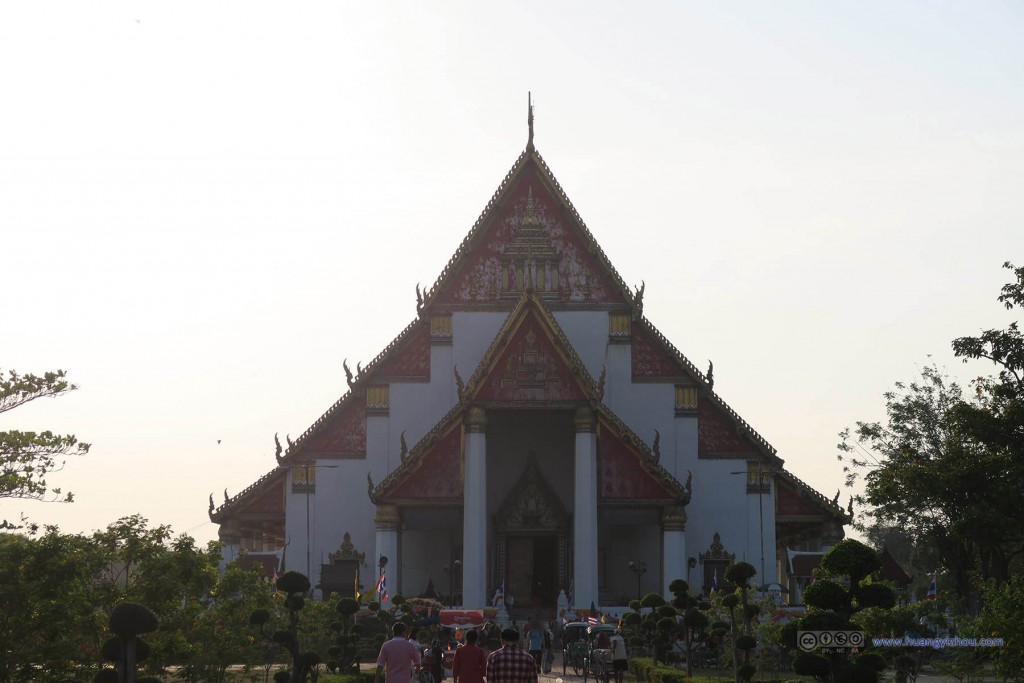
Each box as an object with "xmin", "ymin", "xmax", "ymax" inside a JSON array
[
  {"xmin": 429, "ymin": 161, "xmax": 632, "ymax": 309},
  {"xmin": 597, "ymin": 418, "xmax": 689, "ymax": 502},
  {"xmin": 699, "ymin": 532, "xmax": 736, "ymax": 563},
  {"xmin": 383, "ymin": 423, "xmax": 464, "ymax": 503},
  {"xmin": 494, "ymin": 456, "xmax": 569, "ymax": 534},
  {"xmin": 328, "ymin": 532, "xmax": 366, "ymax": 565},
  {"xmin": 465, "ymin": 290, "xmax": 600, "ymax": 405}
]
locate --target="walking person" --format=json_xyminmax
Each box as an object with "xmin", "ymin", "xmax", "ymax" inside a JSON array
[
  {"xmin": 609, "ymin": 629, "xmax": 628, "ymax": 683},
  {"xmin": 453, "ymin": 630, "xmax": 486, "ymax": 683},
  {"xmin": 486, "ymin": 628, "xmax": 538, "ymax": 683},
  {"xmin": 525, "ymin": 623, "xmax": 544, "ymax": 672},
  {"xmin": 376, "ymin": 623, "xmax": 422, "ymax": 683}
]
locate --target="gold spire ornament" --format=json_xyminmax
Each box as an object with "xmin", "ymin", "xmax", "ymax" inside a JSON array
[{"xmin": 526, "ymin": 92, "xmax": 535, "ymax": 152}]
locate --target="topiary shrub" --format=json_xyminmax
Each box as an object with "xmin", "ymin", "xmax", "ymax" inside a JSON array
[{"xmin": 103, "ymin": 601, "xmax": 159, "ymax": 683}]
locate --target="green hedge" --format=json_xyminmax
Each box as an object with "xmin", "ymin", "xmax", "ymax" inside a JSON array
[{"xmin": 318, "ymin": 671, "xmax": 376, "ymax": 683}]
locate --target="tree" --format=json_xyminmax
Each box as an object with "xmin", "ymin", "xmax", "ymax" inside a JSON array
[
  {"xmin": 840, "ymin": 263, "xmax": 1024, "ymax": 612},
  {"xmin": 782, "ymin": 539, "xmax": 894, "ymax": 683},
  {"xmin": 721, "ymin": 562, "xmax": 760, "ymax": 683},
  {"xmin": 972, "ymin": 574, "xmax": 1024, "ymax": 682},
  {"xmin": 251, "ymin": 571, "xmax": 321, "ymax": 683},
  {"xmin": 949, "ymin": 260, "xmax": 1024, "ymax": 583},
  {"xmin": 838, "ymin": 364, "xmax": 1024, "ymax": 609},
  {"xmin": 0, "ymin": 527, "xmax": 108, "ymax": 683},
  {"xmin": 0, "ymin": 369, "xmax": 89, "ymax": 527}
]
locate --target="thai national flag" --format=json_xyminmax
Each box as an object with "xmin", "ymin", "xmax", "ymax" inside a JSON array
[
  {"xmin": 711, "ymin": 569, "xmax": 719, "ymax": 593},
  {"xmin": 493, "ymin": 582, "xmax": 505, "ymax": 606},
  {"xmin": 587, "ymin": 616, "xmax": 599, "ymax": 626},
  {"xmin": 376, "ymin": 570, "xmax": 388, "ymax": 601},
  {"xmin": 926, "ymin": 575, "xmax": 937, "ymax": 600}
]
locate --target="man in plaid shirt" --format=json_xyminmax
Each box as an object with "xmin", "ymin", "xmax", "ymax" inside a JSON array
[{"xmin": 486, "ymin": 628, "xmax": 538, "ymax": 683}]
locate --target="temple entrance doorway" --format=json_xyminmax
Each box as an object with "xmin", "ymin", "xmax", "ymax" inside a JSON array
[{"xmin": 507, "ymin": 535, "xmax": 559, "ymax": 609}]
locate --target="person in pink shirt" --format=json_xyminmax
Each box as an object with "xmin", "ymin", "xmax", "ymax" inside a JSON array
[{"xmin": 376, "ymin": 622, "xmax": 422, "ymax": 683}]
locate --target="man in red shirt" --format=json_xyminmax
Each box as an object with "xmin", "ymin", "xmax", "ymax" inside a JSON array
[
  {"xmin": 453, "ymin": 629, "xmax": 486, "ymax": 683},
  {"xmin": 486, "ymin": 628, "xmax": 538, "ymax": 683},
  {"xmin": 375, "ymin": 622, "xmax": 422, "ymax": 683}
]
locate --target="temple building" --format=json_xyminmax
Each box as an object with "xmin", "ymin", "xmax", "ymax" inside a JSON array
[{"xmin": 209, "ymin": 110, "xmax": 849, "ymax": 612}]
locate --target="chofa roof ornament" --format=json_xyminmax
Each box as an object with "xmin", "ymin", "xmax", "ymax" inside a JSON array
[{"xmin": 526, "ymin": 92, "xmax": 535, "ymax": 153}]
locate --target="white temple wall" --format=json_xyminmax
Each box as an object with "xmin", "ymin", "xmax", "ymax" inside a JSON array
[
  {"xmin": 452, "ymin": 312, "xmax": 509, "ymax": 377},
  {"xmin": 686, "ymin": 460, "xmax": 756, "ymax": 588},
  {"xmin": 388, "ymin": 343, "xmax": 456, "ymax": 469},
  {"xmin": 552, "ymin": 311, "xmax": 608, "ymax": 378},
  {"xmin": 598, "ymin": 509, "xmax": 661, "ymax": 604}
]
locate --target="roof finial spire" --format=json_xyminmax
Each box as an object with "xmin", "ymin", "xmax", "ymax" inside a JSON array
[{"xmin": 527, "ymin": 91, "xmax": 535, "ymax": 153}]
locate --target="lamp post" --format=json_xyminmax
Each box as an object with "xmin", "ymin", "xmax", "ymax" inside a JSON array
[
  {"xmin": 730, "ymin": 468, "xmax": 771, "ymax": 582},
  {"xmin": 627, "ymin": 560, "xmax": 647, "ymax": 601},
  {"xmin": 444, "ymin": 559, "xmax": 462, "ymax": 607},
  {"xmin": 301, "ymin": 461, "xmax": 338, "ymax": 594}
]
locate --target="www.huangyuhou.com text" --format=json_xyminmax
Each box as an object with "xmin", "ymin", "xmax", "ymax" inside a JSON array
[{"xmin": 871, "ymin": 637, "xmax": 1004, "ymax": 649}]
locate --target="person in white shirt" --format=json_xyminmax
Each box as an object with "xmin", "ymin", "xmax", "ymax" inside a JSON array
[{"xmin": 609, "ymin": 630, "xmax": 628, "ymax": 683}]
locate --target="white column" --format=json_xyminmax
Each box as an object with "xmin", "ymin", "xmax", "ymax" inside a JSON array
[
  {"xmin": 374, "ymin": 505, "xmax": 400, "ymax": 605},
  {"xmin": 573, "ymin": 405, "xmax": 598, "ymax": 611},
  {"xmin": 662, "ymin": 505, "xmax": 687, "ymax": 597},
  {"xmin": 462, "ymin": 406, "xmax": 488, "ymax": 608}
]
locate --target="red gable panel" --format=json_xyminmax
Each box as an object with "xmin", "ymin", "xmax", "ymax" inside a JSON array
[
  {"xmin": 598, "ymin": 426, "xmax": 679, "ymax": 500},
  {"xmin": 372, "ymin": 324, "xmax": 431, "ymax": 381},
  {"xmin": 237, "ymin": 480, "xmax": 285, "ymax": 515},
  {"xmin": 389, "ymin": 427, "xmax": 463, "ymax": 500},
  {"xmin": 698, "ymin": 400, "xmax": 758, "ymax": 457},
  {"xmin": 435, "ymin": 165, "xmax": 627, "ymax": 307},
  {"xmin": 776, "ymin": 480, "xmax": 828, "ymax": 516},
  {"xmin": 304, "ymin": 400, "xmax": 367, "ymax": 457},
  {"xmin": 632, "ymin": 323, "xmax": 686, "ymax": 382},
  {"xmin": 474, "ymin": 311, "xmax": 589, "ymax": 402}
]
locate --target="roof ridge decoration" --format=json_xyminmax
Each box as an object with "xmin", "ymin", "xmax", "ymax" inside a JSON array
[{"xmin": 527, "ymin": 92, "xmax": 535, "ymax": 153}]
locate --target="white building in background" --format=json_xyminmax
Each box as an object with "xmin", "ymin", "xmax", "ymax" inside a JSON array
[{"xmin": 210, "ymin": 113, "xmax": 849, "ymax": 613}]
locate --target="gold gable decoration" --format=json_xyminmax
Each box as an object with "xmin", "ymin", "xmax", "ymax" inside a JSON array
[
  {"xmin": 675, "ymin": 385, "xmax": 698, "ymax": 413},
  {"xmin": 699, "ymin": 532, "xmax": 736, "ymax": 563},
  {"xmin": 328, "ymin": 532, "xmax": 366, "ymax": 565},
  {"xmin": 494, "ymin": 456, "xmax": 569, "ymax": 534},
  {"xmin": 366, "ymin": 386, "xmax": 389, "ymax": 413},
  {"xmin": 499, "ymin": 186, "xmax": 561, "ymax": 299}
]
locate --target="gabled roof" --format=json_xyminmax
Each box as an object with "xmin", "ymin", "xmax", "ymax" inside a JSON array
[
  {"xmin": 461, "ymin": 288, "xmax": 600, "ymax": 403},
  {"xmin": 775, "ymin": 470, "xmax": 851, "ymax": 523},
  {"xmin": 419, "ymin": 149, "xmax": 639, "ymax": 311},
  {"xmin": 371, "ymin": 290, "xmax": 691, "ymax": 505},
  {"xmin": 274, "ymin": 142, "xmax": 781, "ymax": 472},
  {"xmin": 209, "ymin": 466, "xmax": 286, "ymax": 522}
]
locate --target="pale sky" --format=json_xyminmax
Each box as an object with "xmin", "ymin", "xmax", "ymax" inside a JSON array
[{"xmin": 2, "ymin": 1, "xmax": 1022, "ymax": 544}]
